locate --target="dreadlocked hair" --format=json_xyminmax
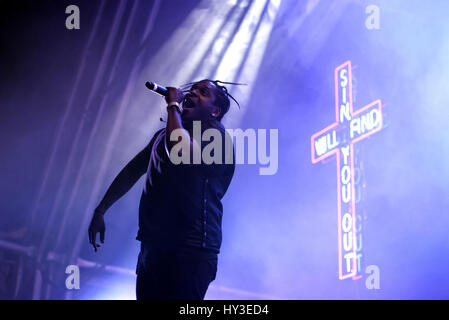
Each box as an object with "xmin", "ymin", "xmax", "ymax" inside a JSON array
[{"xmin": 182, "ymin": 79, "xmax": 246, "ymax": 121}]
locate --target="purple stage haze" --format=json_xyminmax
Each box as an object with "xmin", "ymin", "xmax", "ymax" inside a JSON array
[{"xmin": 1, "ymin": 0, "xmax": 448, "ymax": 299}]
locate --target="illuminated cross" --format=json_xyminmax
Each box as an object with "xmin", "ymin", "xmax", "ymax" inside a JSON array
[{"xmin": 311, "ymin": 61, "xmax": 383, "ymax": 280}]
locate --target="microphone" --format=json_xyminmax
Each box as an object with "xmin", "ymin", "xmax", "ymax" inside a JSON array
[{"xmin": 145, "ymin": 81, "xmax": 168, "ymax": 96}]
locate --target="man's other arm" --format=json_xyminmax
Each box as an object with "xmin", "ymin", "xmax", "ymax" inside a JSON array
[
  {"xmin": 88, "ymin": 144, "xmax": 150, "ymax": 252},
  {"xmin": 95, "ymin": 146, "xmax": 150, "ymax": 214}
]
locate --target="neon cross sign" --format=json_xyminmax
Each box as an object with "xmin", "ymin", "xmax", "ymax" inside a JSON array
[{"xmin": 311, "ymin": 61, "xmax": 383, "ymax": 280}]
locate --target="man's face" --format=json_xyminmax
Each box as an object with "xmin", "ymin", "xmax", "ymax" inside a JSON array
[{"xmin": 181, "ymin": 80, "xmax": 220, "ymax": 122}]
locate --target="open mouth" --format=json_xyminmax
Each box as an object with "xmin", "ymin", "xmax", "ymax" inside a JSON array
[{"xmin": 182, "ymin": 94, "xmax": 196, "ymax": 109}]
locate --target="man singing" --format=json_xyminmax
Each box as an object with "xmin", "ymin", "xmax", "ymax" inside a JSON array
[{"xmin": 88, "ymin": 79, "xmax": 236, "ymax": 300}]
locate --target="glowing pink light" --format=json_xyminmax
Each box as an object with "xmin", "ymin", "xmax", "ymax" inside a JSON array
[{"xmin": 310, "ymin": 61, "xmax": 384, "ymax": 280}]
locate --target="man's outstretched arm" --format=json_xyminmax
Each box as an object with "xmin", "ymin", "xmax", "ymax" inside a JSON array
[{"xmin": 88, "ymin": 145, "xmax": 150, "ymax": 252}]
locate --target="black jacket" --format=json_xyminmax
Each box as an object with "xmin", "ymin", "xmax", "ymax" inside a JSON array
[{"xmin": 136, "ymin": 120, "xmax": 235, "ymax": 254}]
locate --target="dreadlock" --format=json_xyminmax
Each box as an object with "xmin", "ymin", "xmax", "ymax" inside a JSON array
[{"xmin": 182, "ymin": 79, "xmax": 246, "ymax": 121}]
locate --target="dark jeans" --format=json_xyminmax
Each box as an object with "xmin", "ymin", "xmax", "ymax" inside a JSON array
[{"xmin": 136, "ymin": 243, "xmax": 218, "ymax": 300}]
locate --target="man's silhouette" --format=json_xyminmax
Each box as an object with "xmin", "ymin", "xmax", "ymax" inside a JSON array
[{"xmin": 88, "ymin": 80, "xmax": 236, "ymax": 300}]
